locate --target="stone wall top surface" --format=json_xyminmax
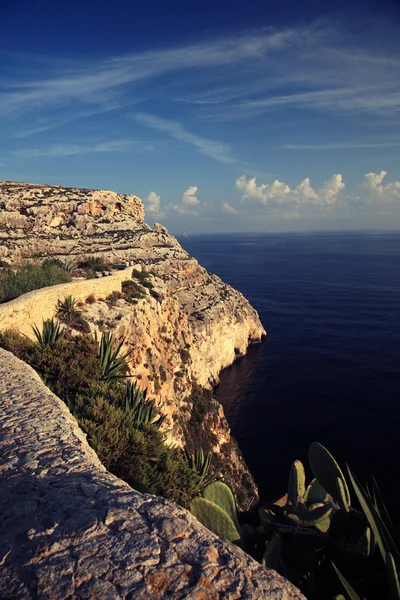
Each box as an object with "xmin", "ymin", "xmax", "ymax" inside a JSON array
[
  {"xmin": 0, "ymin": 349, "xmax": 305, "ymax": 599},
  {"xmin": 0, "ymin": 266, "xmax": 135, "ymax": 338}
]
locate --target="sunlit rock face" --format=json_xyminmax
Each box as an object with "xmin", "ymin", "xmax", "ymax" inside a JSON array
[{"xmin": 0, "ymin": 181, "xmax": 266, "ymax": 507}]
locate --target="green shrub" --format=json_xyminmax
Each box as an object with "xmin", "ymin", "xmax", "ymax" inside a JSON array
[
  {"xmin": 77, "ymin": 256, "xmax": 112, "ymax": 273},
  {"xmin": 122, "ymin": 279, "xmax": 146, "ymax": 302},
  {"xmin": 42, "ymin": 258, "xmax": 74, "ymax": 272},
  {"xmin": 35, "ymin": 335, "xmax": 103, "ymax": 403},
  {"xmin": 131, "ymin": 270, "xmax": 153, "ymax": 289},
  {"xmin": 131, "ymin": 268, "xmax": 151, "ymax": 281},
  {"xmin": 0, "ymin": 328, "xmax": 40, "ymax": 363},
  {"xmin": 0, "ymin": 327, "xmax": 202, "ymax": 506},
  {"xmin": 106, "ymin": 290, "xmax": 123, "ymax": 305},
  {"xmin": 184, "ymin": 383, "xmax": 219, "ymax": 454},
  {"xmin": 78, "ymin": 393, "xmax": 201, "ymax": 504},
  {"xmin": 0, "ymin": 262, "xmax": 72, "ymax": 303}
]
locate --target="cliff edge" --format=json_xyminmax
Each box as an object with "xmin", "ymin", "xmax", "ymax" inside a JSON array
[{"xmin": 0, "ymin": 349, "xmax": 304, "ymax": 599}]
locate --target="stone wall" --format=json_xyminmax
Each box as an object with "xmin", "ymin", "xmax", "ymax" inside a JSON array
[
  {"xmin": 0, "ymin": 349, "xmax": 305, "ymax": 599},
  {"xmin": 0, "ymin": 266, "xmax": 135, "ymax": 338}
]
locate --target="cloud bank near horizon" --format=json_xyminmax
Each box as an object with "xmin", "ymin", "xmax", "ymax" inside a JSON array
[{"xmin": 144, "ymin": 170, "xmax": 400, "ymax": 226}]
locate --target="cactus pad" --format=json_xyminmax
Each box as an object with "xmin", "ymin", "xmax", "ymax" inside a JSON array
[
  {"xmin": 309, "ymin": 442, "xmax": 351, "ymax": 512},
  {"xmin": 189, "ymin": 497, "xmax": 240, "ymax": 542},
  {"xmin": 203, "ymin": 481, "xmax": 239, "ymax": 531}
]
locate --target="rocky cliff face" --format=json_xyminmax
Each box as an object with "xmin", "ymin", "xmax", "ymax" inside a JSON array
[
  {"xmin": 0, "ymin": 181, "xmax": 146, "ymax": 261},
  {"xmin": 0, "ymin": 181, "xmax": 266, "ymax": 507}
]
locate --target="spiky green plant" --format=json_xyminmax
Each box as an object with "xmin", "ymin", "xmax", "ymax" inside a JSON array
[
  {"xmin": 332, "ymin": 470, "xmax": 400, "ymax": 600},
  {"xmin": 32, "ymin": 318, "xmax": 65, "ymax": 348},
  {"xmin": 98, "ymin": 332, "xmax": 132, "ymax": 385},
  {"xmin": 55, "ymin": 295, "xmax": 79, "ymax": 322},
  {"xmin": 43, "ymin": 258, "xmax": 75, "ymax": 272},
  {"xmin": 183, "ymin": 445, "xmax": 216, "ymax": 487},
  {"xmin": 124, "ymin": 380, "xmax": 165, "ymax": 428}
]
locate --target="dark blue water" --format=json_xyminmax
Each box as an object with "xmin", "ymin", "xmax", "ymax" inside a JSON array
[{"xmin": 180, "ymin": 232, "xmax": 400, "ymax": 506}]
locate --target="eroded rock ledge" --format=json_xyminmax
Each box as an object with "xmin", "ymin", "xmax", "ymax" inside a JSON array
[{"xmin": 0, "ymin": 349, "xmax": 304, "ymax": 599}]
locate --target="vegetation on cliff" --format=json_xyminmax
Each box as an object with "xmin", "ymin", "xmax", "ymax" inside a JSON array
[
  {"xmin": 0, "ymin": 326, "xmax": 209, "ymax": 506},
  {"xmin": 189, "ymin": 444, "xmax": 400, "ymax": 600},
  {"xmin": 0, "ymin": 260, "xmax": 72, "ymax": 303}
]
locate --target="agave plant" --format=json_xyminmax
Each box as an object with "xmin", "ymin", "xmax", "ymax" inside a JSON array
[
  {"xmin": 98, "ymin": 332, "xmax": 132, "ymax": 385},
  {"xmin": 32, "ymin": 318, "xmax": 65, "ymax": 348},
  {"xmin": 43, "ymin": 258, "xmax": 75, "ymax": 272},
  {"xmin": 184, "ymin": 445, "xmax": 216, "ymax": 488},
  {"xmin": 333, "ymin": 471, "xmax": 400, "ymax": 600},
  {"xmin": 55, "ymin": 295, "xmax": 79, "ymax": 322},
  {"xmin": 124, "ymin": 380, "xmax": 165, "ymax": 428}
]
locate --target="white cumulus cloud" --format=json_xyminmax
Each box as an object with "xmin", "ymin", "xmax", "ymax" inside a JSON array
[
  {"xmin": 146, "ymin": 191, "xmax": 161, "ymax": 213},
  {"xmin": 363, "ymin": 170, "xmax": 400, "ymax": 200},
  {"xmin": 182, "ymin": 185, "xmax": 200, "ymax": 205},
  {"xmin": 223, "ymin": 201, "xmax": 239, "ymax": 214},
  {"xmin": 236, "ymin": 173, "xmax": 345, "ymax": 210},
  {"xmin": 321, "ymin": 174, "xmax": 345, "ymax": 205}
]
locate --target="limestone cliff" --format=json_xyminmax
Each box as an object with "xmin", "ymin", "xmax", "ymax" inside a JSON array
[{"xmin": 0, "ymin": 181, "xmax": 266, "ymax": 508}]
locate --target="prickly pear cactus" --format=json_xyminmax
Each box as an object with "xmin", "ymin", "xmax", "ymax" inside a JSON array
[
  {"xmin": 287, "ymin": 502, "xmax": 333, "ymax": 527},
  {"xmin": 309, "ymin": 442, "xmax": 351, "ymax": 513},
  {"xmin": 203, "ymin": 481, "xmax": 240, "ymax": 531},
  {"xmin": 304, "ymin": 478, "xmax": 329, "ymax": 504},
  {"xmin": 189, "ymin": 497, "xmax": 240, "ymax": 542},
  {"xmin": 287, "ymin": 460, "xmax": 306, "ymax": 512}
]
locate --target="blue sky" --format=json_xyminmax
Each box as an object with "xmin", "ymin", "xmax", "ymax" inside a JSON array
[{"xmin": 1, "ymin": 0, "xmax": 400, "ymax": 233}]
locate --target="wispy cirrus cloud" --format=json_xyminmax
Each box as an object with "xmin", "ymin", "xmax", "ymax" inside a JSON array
[
  {"xmin": 11, "ymin": 104, "xmax": 130, "ymax": 139},
  {"xmin": 133, "ymin": 113, "xmax": 237, "ymax": 165},
  {"xmin": 1, "ymin": 17, "xmax": 400, "ymax": 150},
  {"xmin": 282, "ymin": 141, "xmax": 400, "ymax": 151},
  {"xmin": 1, "ymin": 17, "xmax": 399, "ymax": 141},
  {"xmin": 0, "ymin": 30, "xmax": 296, "ymax": 121},
  {"xmin": 13, "ymin": 140, "xmax": 151, "ymax": 158},
  {"xmin": 187, "ymin": 19, "xmax": 400, "ymax": 122}
]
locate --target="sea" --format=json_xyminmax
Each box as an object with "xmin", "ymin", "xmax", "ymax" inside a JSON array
[{"xmin": 180, "ymin": 232, "xmax": 400, "ymax": 509}]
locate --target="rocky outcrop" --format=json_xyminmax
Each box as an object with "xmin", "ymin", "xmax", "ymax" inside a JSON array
[
  {"xmin": 0, "ymin": 349, "xmax": 304, "ymax": 599},
  {"xmin": 0, "ymin": 181, "xmax": 146, "ymax": 262},
  {"xmin": 0, "ymin": 181, "xmax": 266, "ymax": 506}
]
